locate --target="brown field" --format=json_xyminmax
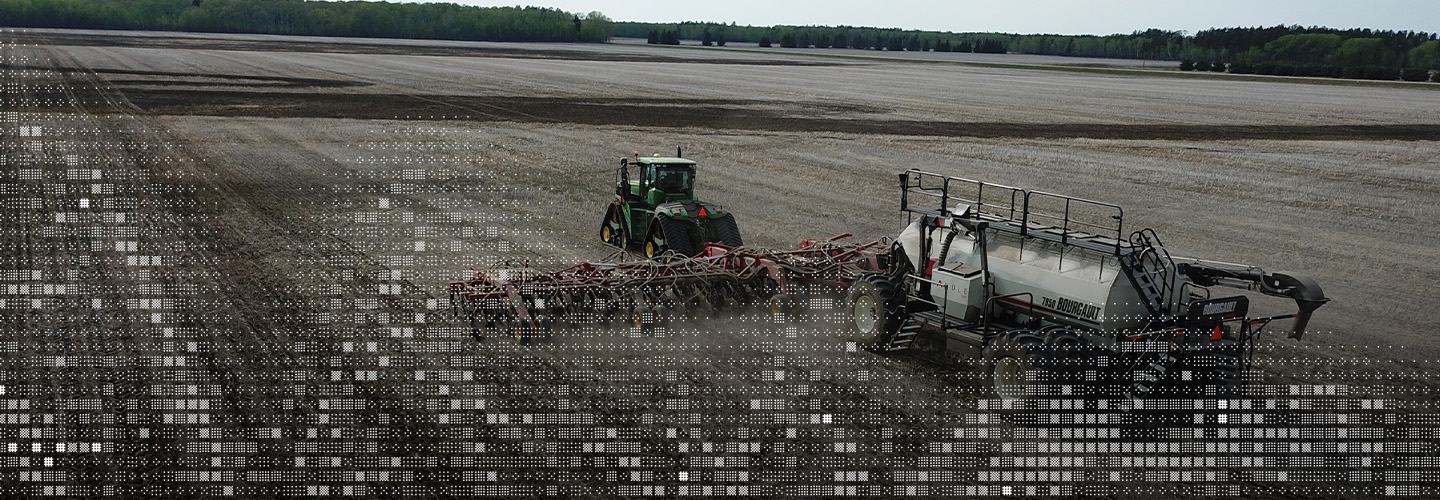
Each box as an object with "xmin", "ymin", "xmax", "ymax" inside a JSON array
[{"xmin": 4, "ymin": 28, "xmax": 1440, "ymax": 498}]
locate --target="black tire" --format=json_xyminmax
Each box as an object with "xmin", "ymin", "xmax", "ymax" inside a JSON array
[
  {"xmin": 632, "ymin": 306, "xmax": 659, "ymax": 334},
  {"xmin": 846, "ymin": 273, "xmax": 904, "ymax": 348},
  {"xmin": 982, "ymin": 330, "xmax": 1062, "ymax": 412},
  {"xmin": 646, "ymin": 216, "xmax": 699, "ymax": 259},
  {"xmin": 768, "ymin": 293, "xmax": 797, "ymax": 316},
  {"xmin": 1039, "ymin": 328, "xmax": 1096, "ymax": 397},
  {"xmin": 661, "ymin": 216, "xmax": 700, "ymax": 257},
  {"xmin": 713, "ymin": 213, "xmax": 742, "ymax": 247},
  {"xmin": 601, "ymin": 204, "xmax": 624, "ymax": 247},
  {"xmin": 643, "ymin": 227, "xmax": 663, "ymax": 259}
]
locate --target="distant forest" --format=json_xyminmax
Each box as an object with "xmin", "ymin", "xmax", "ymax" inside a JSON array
[
  {"xmin": 0, "ymin": 0, "xmax": 613, "ymax": 42},
  {"xmin": 620, "ymin": 22, "xmax": 1440, "ymax": 82},
  {"xmin": 2, "ymin": 0, "xmax": 1435, "ymax": 82}
]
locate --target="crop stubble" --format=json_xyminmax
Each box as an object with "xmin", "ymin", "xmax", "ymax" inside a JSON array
[{"xmin": 5, "ymin": 29, "xmax": 1440, "ymax": 497}]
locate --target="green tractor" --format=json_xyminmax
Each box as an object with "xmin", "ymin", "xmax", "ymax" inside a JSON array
[{"xmin": 600, "ymin": 149, "xmax": 742, "ymax": 258}]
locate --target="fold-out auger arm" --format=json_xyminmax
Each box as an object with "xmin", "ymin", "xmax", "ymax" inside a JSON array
[{"xmin": 1176, "ymin": 260, "xmax": 1329, "ymax": 339}]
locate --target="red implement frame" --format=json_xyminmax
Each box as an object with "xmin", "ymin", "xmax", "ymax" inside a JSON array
[{"xmin": 447, "ymin": 235, "xmax": 883, "ymax": 341}]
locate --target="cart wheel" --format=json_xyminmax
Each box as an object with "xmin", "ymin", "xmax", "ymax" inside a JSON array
[{"xmin": 768, "ymin": 293, "xmax": 796, "ymax": 318}]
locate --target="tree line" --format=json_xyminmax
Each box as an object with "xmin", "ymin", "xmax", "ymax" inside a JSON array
[
  {"xmin": 4, "ymin": 2, "xmax": 1434, "ymax": 82},
  {"xmin": 0, "ymin": 0, "xmax": 613, "ymax": 43},
  {"xmin": 616, "ymin": 23, "xmax": 1213, "ymax": 57},
  {"xmin": 624, "ymin": 22, "xmax": 1010, "ymax": 54},
  {"xmin": 1185, "ymin": 27, "xmax": 1439, "ymax": 82},
  {"xmin": 618, "ymin": 22, "xmax": 1440, "ymax": 81}
]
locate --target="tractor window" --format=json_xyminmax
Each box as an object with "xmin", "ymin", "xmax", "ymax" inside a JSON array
[{"xmin": 654, "ymin": 167, "xmax": 693, "ymax": 193}]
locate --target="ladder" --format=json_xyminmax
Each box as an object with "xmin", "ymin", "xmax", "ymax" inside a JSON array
[
  {"xmin": 1118, "ymin": 228, "xmax": 1176, "ymax": 318},
  {"xmin": 881, "ymin": 319, "xmax": 923, "ymax": 351},
  {"xmin": 1121, "ymin": 351, "xmax": 1178, "ymax": 408}
]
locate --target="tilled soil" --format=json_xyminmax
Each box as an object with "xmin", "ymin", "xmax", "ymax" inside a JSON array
[
  {"xmin": 2, "ymin": 28, "xmax": 1439, "ymax": 498},
  {"xmin": 114, "ymin": 88, "xmax": 1440, "ymax": 140},
  {"xmin": 11, "ymin": 30, "xmax": 846, "ymax": 65}
]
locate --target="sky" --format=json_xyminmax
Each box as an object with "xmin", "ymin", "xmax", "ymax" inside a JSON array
[{"xmin": 428, "ymin": 0, "xmax": 1440, "ymax": 36}]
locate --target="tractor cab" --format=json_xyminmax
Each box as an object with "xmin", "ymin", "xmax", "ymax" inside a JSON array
[{"xmin": 618, "ymin": 156, "xmax": 697, "ymax": 206}]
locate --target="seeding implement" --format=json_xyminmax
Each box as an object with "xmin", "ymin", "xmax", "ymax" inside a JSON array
[
  {"xmin": 451, "ymin": 167, "xmax": 1329, "ymax": 413},
  {"xmin": 448, "ymin": 235, "xmax": 883, "ymax": 342}
]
